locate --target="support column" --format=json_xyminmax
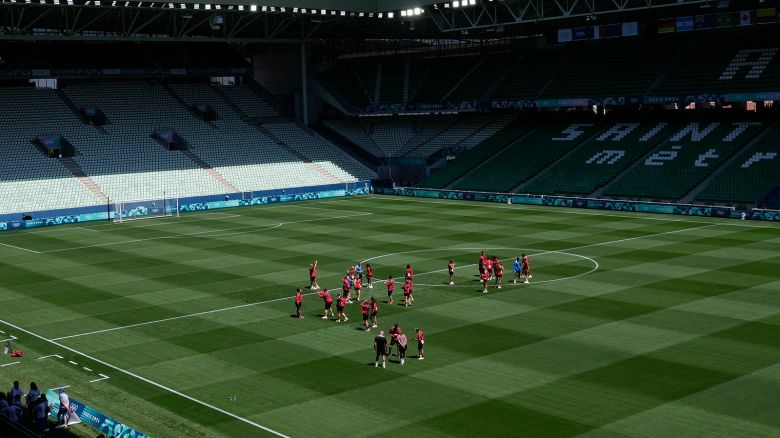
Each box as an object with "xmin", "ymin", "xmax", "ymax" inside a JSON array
[{"xmin": 301, "ymin": 41, "xmax": 309, "ymax": 126}]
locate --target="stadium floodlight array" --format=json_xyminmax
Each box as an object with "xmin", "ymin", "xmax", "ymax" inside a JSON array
[{"xmin": 113, "ymin": 197, "xmax": 180, "ymax": 223}]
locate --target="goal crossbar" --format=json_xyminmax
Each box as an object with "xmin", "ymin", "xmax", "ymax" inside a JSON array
[{"xmin": 113, "ymin": 197, "xmax": 180, "ymax": 223}]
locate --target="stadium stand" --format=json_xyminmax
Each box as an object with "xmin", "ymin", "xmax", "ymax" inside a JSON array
[
  {"xmin": 447, "ymin": 55, "xmax": 516, "ymax": 102},
  {"xmin": 0, "ymin": 87, "xmax": 102, "ymax": 214},
  {"xmin": 318, "ymin": 62, "xmax": 371, "ymax": 110},
  {"xmin": 410, "ymin": 57, "xmax": 476, "ymax": 104},
  {"xmin": 487, "ymin": 50, "xmax": 566, "ymax": 101},
  {"xmin": 419, "ymin": 118, "xmax": 531, "ymax": 188},
  {"xmin": 216, "ymin": 85, "xmax": 277, "ymax": 118},
  {"xmin": 603, "ymin": 120, "xmax": 765, "ymax": 200},
  {"xmin": 524, "ymin": 121, "xmax": 681, "ymax": 195},
  {"xmin": 696, "ymin": 122, "xmax": 780, "ymax": 206},
  {"xmin": 652, "ymin": 33, "xmax": 780, "ymax": 96},
  {"xmin": 453, "ymin": 119, "xmax": 600, "ymax": 192},
  {"xmin": 378, "ymin": 60, "xmax": 406, "ymax": 104}
]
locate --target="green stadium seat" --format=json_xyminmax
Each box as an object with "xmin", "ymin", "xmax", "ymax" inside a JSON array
[
  {"xmin": 524, "ymin": 121, "xmax": 680, "ymax": 195},
  {"xmin": 697, "ymin": 122, "xmax": 780, "ymax": 206},
  {"xmin": 604, "ymin": 121, "xmax": 765, "ymax": 200}
]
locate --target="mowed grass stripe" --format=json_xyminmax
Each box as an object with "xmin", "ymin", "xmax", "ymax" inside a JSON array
[{"xmin": 1, "ymin": 195, "xmax": 779, "ymax": 437}]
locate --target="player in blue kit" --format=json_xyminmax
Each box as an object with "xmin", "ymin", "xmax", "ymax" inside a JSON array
[{"xmin": 513, "ymin": 257, "xmax": 522, "ymax": 284}]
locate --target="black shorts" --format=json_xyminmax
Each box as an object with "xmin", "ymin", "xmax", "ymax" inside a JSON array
[
  {"xmin": 336, "ymin": 305, "xmax": 344, "ymax": 312},
  {"xmin": 523, "ymin": 268, "xmax": 529, "ymax": 275},
  {"xmin": 355, "ymin": 288, "xmax": 361, "ymax": 294},
  {"xmin": 325, "ymin": 302, "xmax": 332, "ymax": 309},
  {"xmin": 363, "ymin": 314, "xmax": 369, "ymax": 321},
  {"xmin": 295, "ymin": 302, "xmax": 302, "ymax": 310},
  {"xmin": 448, "ymin": 270, "xmax": 454, "ymax": 275},
  {"xmin": 387, "ymin": 290, "xmax": 393, "ymax": 296},
  {"xmin": 310, "ymin": 276, "xmax": 316, "ymax": 281},
  {"xmin": 371, "ymin": 312, "xmax": 377, "ymax": 317},
  {"xmin": 418, "ymin": 342, "xmax": 424, "ymax": 350},
  {"xmin": 358, "ymin": 273, "xmax": 363, "ymax": 280}
]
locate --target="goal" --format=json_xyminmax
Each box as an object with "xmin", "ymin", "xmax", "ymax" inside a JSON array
[{"xmin": 113, "ymin": 197, "xmax": 179, "ymax": 223}]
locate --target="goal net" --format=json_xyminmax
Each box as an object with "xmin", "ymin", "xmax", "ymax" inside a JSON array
[{"xmin": 113, "ymin": 197, "xmax": 179, "ymax": 223}]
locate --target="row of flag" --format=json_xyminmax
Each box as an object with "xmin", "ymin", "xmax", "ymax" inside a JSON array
[
  {"xmin": 658, "ymin": 8, "xmax": 779, "ymax": 33},
  {"xmin": 557, "ymin": 22, "xmax": 638, "ymax": 42}
]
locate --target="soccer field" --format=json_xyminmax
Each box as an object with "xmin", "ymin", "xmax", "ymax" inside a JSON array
[{"xmin": 1, "ymin": 195, "xmax": 779, "ymax": 437}]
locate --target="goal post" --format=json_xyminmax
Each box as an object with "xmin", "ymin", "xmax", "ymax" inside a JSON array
[{"xmin": 113, "ymin": 197, "xmax": 180, "ymax": 223}]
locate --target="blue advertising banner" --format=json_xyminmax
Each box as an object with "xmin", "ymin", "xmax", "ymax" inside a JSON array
[
  {"xmin": 376, "ymin": 188, "xmax": 779, "ymax": 222},
  {"xmin": 47, "ymin": 390, "xmax": 150, "ymax": 438}
]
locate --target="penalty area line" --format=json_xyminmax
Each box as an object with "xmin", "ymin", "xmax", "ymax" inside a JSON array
[{"xmin": 0, "ymin": 318, "xmax": 290, "ymax": 438}]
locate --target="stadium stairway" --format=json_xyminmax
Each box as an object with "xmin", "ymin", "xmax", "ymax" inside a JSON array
[
  {"xmin": 180, "ymin": 149, "xmax": 241, "ymax": 193},
  {"xmin": 439, "ymin": 57, "xmax": 487, "ymax": 103},
  {"xmin": 58, "ymin": 157, "xmax": 109, "ymax": 203},
  {"xmin": 213, "ymin": 86, "xmax": 250, "ymax": 119}
]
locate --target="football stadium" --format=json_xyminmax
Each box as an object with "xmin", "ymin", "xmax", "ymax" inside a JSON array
[{"xmin": 1, "ymin": 0, "xmax": 779, "ymax": 436}]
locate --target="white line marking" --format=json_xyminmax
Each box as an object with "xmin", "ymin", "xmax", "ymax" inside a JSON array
[
  {"xmin": 38, "ymin": 354, "xmax": 63, "ymax": 360},
  {"xmin": 0, "ymin": 335, "xmax": 17, "ymax": 343},
  {"xmin": 48, "ymin": 385, "xmax": 70, "ymax": 391},
  {"xmin": 89, "ymin": 374, "xmax": 109, "ymax": 383},
  {"xmin": 37, "ymin": 212, "xmax": 370, "ymax": 254},
  {"xmin": 54, "ymin": 223, "xmax": 713, "ymax": 342},
  {"xmin": 86, "ymin": 214, "xmax": 243, "ymax": 231},
  {"xmin": 0, "ymin": 361, "xmax": 20, "ymax": 367},
  {"xmin": 0, "ymin": 330, "xmax": 4, "ymax": 334},
  {"xmin": 0, "ymin": 241, "xmax": 40, "ymax": 254},
  {"xmin": 83, "ymin": 367, "xmax": 92, "ymax": 372},
  {"xmin": 0, "ymin": 319, "xmax": 289, "ymax": 438},
  {"xmin": 68, "ymin": 360, "xmax": 78, "ymax": 365}
]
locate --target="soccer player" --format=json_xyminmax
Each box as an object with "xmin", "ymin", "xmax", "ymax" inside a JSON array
[
  {"xmin": 384, "ymin": 274, "xmax": 395, "ymax": 304},
  {"xmin": 396, "ymin": 330, "xmax": 408, "ymax": 365},
  {"xmin": 317, "ymin": 289, "xmax": 335, "ymax": 319},
  {"xmin": 374, "ymin": 331, "xmax": 388, "ymax": 368},
  {"xmin": 480, "ymin": 269, "xmax": 489, "ymax": 293},
  {"xmin": 405, "ymin": 264, "xmax": 414, "ymax": 283},
  {"xmin": 366, "ymin": 263, "xmax": 373, "ymax": 289},
  {"xmin": 448, "ymin": 259, "xmax": 455, "ymax": 285},
  {"xmin": 354, "ymin": 276, "xmax": 363, "ymax": 302},
  {"xmin": 309, "ymin": 260, "xmax": 319, "ymax": 290},
  {"xmin": 342, "ymin": 273, "xmax": 352, "ymax": 304},
  {"xmin": 356, "ymin": 263, "xmax": 363, "ymax": 283},
  {"xmin": 495, "ymin": 260, "xmax": 504, "ymax": 289},
  {"xmin": 295, "ymin": 288, "xmax": 304, "ymax": 319},
  {"xmin": 388, "ymin": 323, "xmax": 400, "ymax": 356},
  {"xmin": 336, "ymin": 295, "xmax": 348, "ymax": 322},
  {"xmin": 415, "ymin": 328, "xmax": 425, "ymax": 360},
  {"xmin": 486, "ymin": 257, "xmax": 494, "ymax": 281},
  {"xmin": 402, "ymin": 279, "xmax": 412, "ymax": 307},
  {"xmin": 513, "ymin": 256, "xmax": 522, "ymax": 284},
  {"xmin": 522, "ymin": 254, "xmax": 531, "ymax": 284},
  {"xmin": 360, "ymin": 300, "xmax": 371, "ymax": 331},
  {"xmin": 370, "ymin": 297, "xmax": 379, "ymax": 328},
  {"xmin": 478, "ymin": 251, "xmax": 487, "ymax": 276}
]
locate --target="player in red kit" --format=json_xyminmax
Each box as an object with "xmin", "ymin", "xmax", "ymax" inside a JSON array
[
  {"xmin": 354, "ymin": 276, "xmax": 363, "ymax": 302},
  {"xmin": 370, "ymin": 297, "xmax": 379, "ymax": 328},
  {"xmin": 522, "ymin": 254, "xmax": 531, "ymax": 284},
  {"xmin": 360, "ymin": 300, "xmax": 371, "ymax": 331},
  {"xmin": 295, "ymin": 288, "xmax": 304, "ymax": 319},
  {"xmin": 317, "ymin": 289, "xmax": 334, "ymax": 319},
  {"xmin": 384, "ymin": 275, "xmax": 395, "ymax": 304},
  {"xmin": 480, "ymin": 270, "xmax": 489, "ymax": 293},
  {"xmin": 342, "ymin": 274, "xmax": 352, "ymax": 303},
  {"xmin": 486, "ymin": 257, "xmax": 494, "ymax": 281},
  {"xmin": 405, "ymin": 264, "xmax": 414, "ymax": 303},
  {"xmin": 402, "ymin": 279, "xmax": 412, "ymax": 307},
  {"xmin": 388, "ymin": 323, "xmax": 400, "ymax": 356},
  {"xmin": 415, "ymin": 328, "xmax": 425, "ymax": 360},
  {"xmin": 366, "ymin": 263, "xmax": 373, "ymax": 289},
  {"xmin": 494, "ymin": 260, "xmax": 504, "ymax": 289},
  {"xmin": 448, "ymin": 259, "xmax": 455, "ymax": 286},
  {"xmin": 309, "ymin": 260, "xmax": 319, "ymax": 290},
  {"xmin": 336, "ymin": 295, "xmax": 348, "ymax": 322},
  {"xmin": 478, "ymin": 251, "xmax": 487, "ymax": 276}
]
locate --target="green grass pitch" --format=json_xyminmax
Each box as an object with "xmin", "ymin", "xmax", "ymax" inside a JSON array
[{"xmin": 1, "ymin": 195, "xmax": 779, "ymax": 437}]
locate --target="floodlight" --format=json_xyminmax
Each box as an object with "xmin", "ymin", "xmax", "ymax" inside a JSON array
[
  {"xmin": 250, "ymin": 4, "xmax": 256, "ymax": 11},
  {"xmin": 340, "ymin": 10, "xmax": 346, "ymax": 16},
  {"xmin": 358, "ymin": 11, "xmax": 364, "ymax": 16},
  {"xmin": 293, "ymin": 7, "xmax": 298, "ymax": 12},
  {"xmin": 194, "ymin": 3, "xmax": 199, "ymax": 9},
  {"xmin": 238, "ymin": 5, "xmax": 243, "ymax": 10},
  {"xmin": 414, "ymin": 7, "xmax": 421, "ymax": 15},
  {"xmin": 388, "ymin": 12, "xmax": 394, "ymax": 18},
  {"xmin": 320, "ymin": 9, "xmax": 325, "ymax": 14},
  {"xmin": 378, "ymin": 12, "xmax": 383, "ymax": 17},
  {"xmin": 280, "ymin": 7, "xmax": 285, "ymax": 11},
  {"xmin": 261, "ymin": 5, "xmax": 267, "ymax": 11},
  {"xmin": 270, "ymin": 6, "xmax": 275, "ymax": 11},
  {"xmin": 452, "ymin": 1, "xmax": 459, "ymax": 7},
  {"xmin": 330, "ymin": 10, "xmax": 336, "ymax": 15},
  {"xmin": 368, "ymin": 12, "xmax": 374, "ymax": 17},
  {"xmin": 204, "ymin": 4, "xmax": 210, "ymax": 9},
  {"xmin": 301, "ymin": 8, "xmax": 306, "ymax": 13},
  {"xmin": 469, "ymin": 0, "xmax": 475, "ymax": 4},
  {"xmin": 400, "ymin": 10, "xmax": 407, "ymax": 16},
  {"xmin": 406, "ymin": 9, "xmax": 413, "ymax": 15}
]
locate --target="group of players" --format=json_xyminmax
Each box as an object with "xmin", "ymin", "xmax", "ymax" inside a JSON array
[
  {"xmin": 476, "ymin": 251, "xmax": 532, "ymax": 293},
  {"xmin": 295, "ymin": 251, "xmax": 532, "ymax": 367}
]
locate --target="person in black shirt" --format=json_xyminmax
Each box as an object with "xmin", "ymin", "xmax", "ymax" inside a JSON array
[{"xmin": 374, "ymin": 331, "xmax": 388, "ymax": 368}]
